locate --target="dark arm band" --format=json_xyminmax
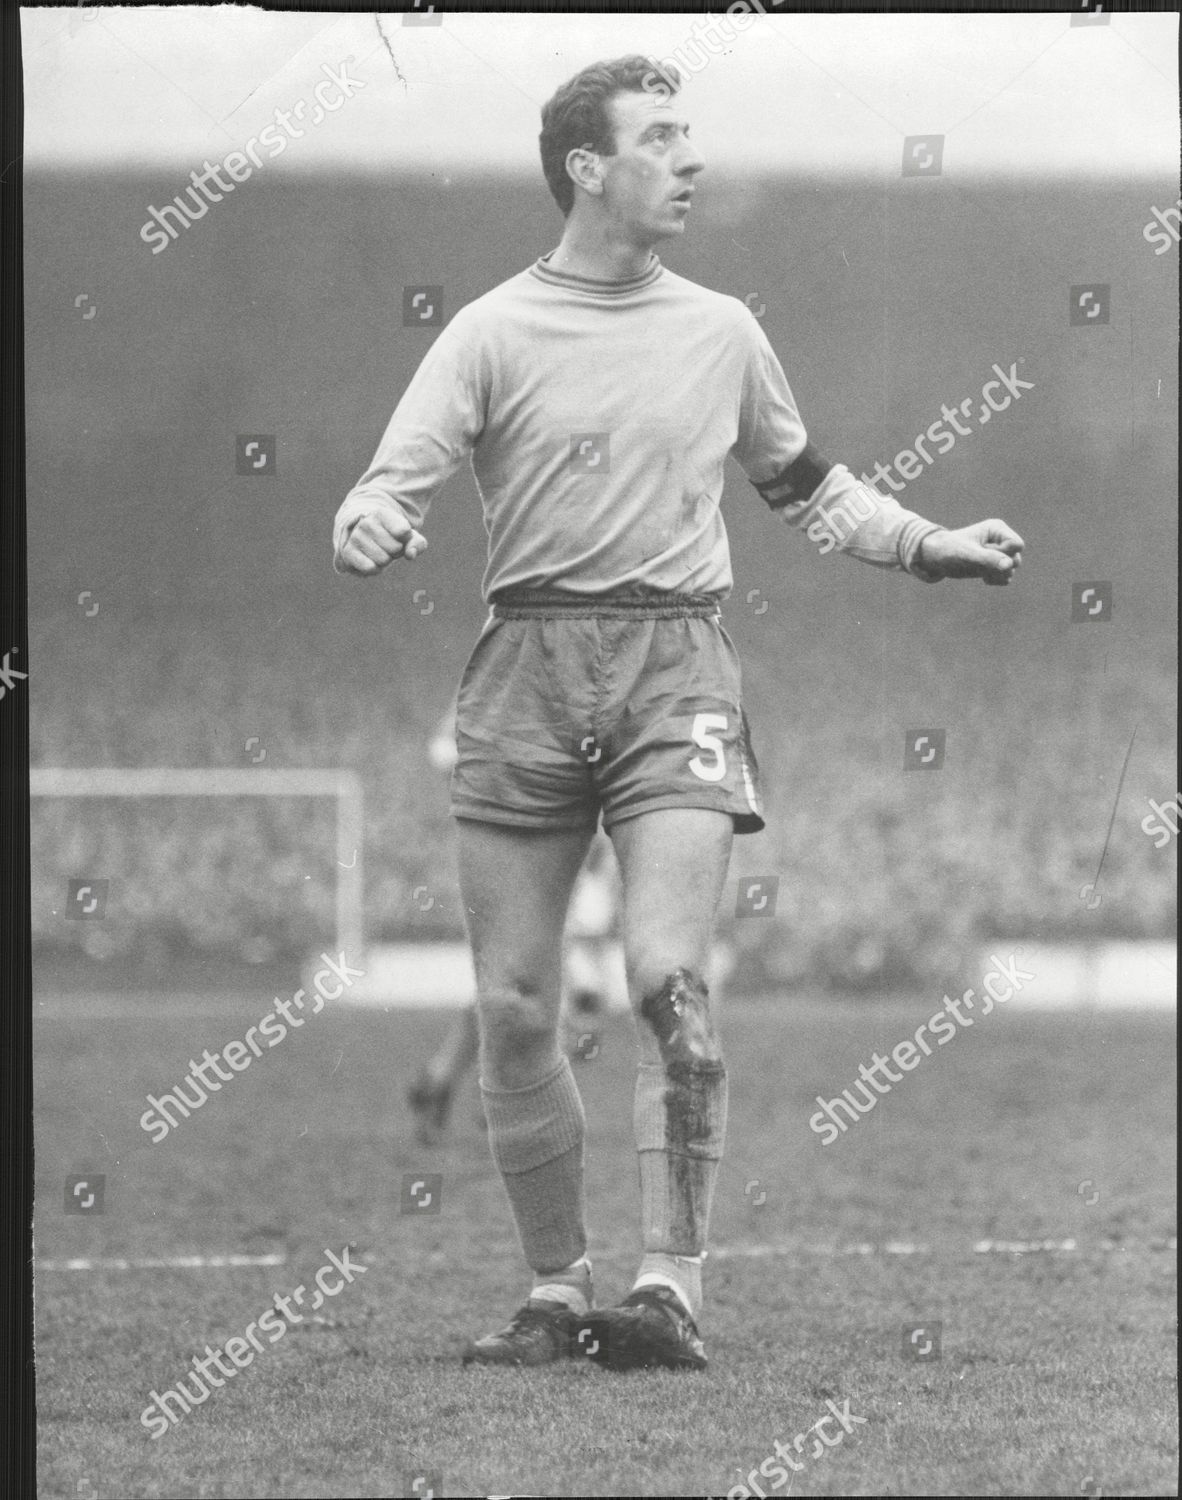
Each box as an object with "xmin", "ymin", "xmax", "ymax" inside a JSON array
[{"xmin": 753, "ymin": 441, "xmax": 834, "ymax": 511}]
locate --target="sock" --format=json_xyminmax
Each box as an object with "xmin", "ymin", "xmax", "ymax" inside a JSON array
[
  {"xmin": 482, "ymin": 1056, "xmax": 587, "ymax": 1291},
  {"xmin": 529, "ymin": 1254, "xmax": 593, "ymax": 1315},
  {"xmin": 633, "ymin": 1252, "xmax": 704, "ymax": 1319},
  {"xmin": 633, "ymin": 1057, "xmax": 727, "ymax": 1321}
]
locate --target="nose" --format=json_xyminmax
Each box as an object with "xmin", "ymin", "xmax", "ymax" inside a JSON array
[{"xmin": 675, "ymin": 138, "xmax": 705, "ymax": 179}]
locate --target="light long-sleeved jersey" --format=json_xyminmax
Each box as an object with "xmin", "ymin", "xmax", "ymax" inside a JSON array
[{"xmin": 333, "ymin": 253, "xmax": 944, "ymax": 598}]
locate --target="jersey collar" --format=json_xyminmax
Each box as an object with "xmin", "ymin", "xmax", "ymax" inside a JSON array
[{"xmin": 530, "ymin": 251, "xmax": 663, "ymax": 296}]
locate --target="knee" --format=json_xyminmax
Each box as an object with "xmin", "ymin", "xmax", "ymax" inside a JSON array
[
  {"xmin": 638, "ymin": 967, "xmax": 724, "ymax": 1073},
  {"xmin": 478, "ymin": 983, "xmax": 556, "ymax": 1057},
  {"xmin": 628, "ymin": 938, "xmax": 712, "ymax": 1016}
]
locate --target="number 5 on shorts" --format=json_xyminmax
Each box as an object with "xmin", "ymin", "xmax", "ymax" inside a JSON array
[{"xmin": 689, "ymin": 712, "xmax": 728, "ymax": 782}]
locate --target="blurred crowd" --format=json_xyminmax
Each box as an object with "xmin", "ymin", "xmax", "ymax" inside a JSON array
[{"xmin": 30, "ymin": 605, "xmax": 1176, "ymax": 992}]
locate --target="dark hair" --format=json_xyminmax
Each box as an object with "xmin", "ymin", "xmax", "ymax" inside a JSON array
[{"xmin": 539, "ymin": 55, "xmax": 682, "ymax": 216}]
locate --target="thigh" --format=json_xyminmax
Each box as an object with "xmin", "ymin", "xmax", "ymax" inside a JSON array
[
  {"xmin": 456, "ymin": 817, "xmax": 596, "ymax": 1003},
  {"xmin": 607, "ymin": 807, "xmax": 733, "ymax": 1002},
  {"xmin": 597, "ymin": 617, "xmax": 765, "ymax": 835},
  {"xmin": 451, "ymin": 617, "xmax": 600, "ymax": 831}
]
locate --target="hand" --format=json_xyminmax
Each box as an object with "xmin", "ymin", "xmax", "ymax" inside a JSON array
[
  {"xmin": 338, "ymin": 508, "xmax": 427, "ymax": 576},
  {"xmin": 918, "ymin": 519, "xmax": 1025, "ymax": 585}
]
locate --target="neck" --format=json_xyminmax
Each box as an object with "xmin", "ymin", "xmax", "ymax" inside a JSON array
[{"xmin": 548, "ymin": 216, "xmax": 656, "ymax": 281}]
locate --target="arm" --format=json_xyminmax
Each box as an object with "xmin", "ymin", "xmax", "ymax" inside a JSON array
[
  {"xmin": 731, "ymin": 313, "xmax": 1024, "ymax": 584},
  {"xmin": 334, "ymin": 319, "xmax": 487, "ymax": 577}
]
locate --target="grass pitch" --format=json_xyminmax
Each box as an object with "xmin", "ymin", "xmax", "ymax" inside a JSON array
[{"xmin": 35, "ymin": 987, "xmax": 1176, "ymax": 1497}]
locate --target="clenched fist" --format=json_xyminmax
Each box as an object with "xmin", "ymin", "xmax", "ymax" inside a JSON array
[
  {"xmin": 918, "ymin": 519, "xmax": 1025, "ymax": 585},
  {"xmin": 337, "ymin": 507, "xmax": 428, "ymax": 576}
]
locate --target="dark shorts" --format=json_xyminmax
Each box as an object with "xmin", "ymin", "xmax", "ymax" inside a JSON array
[{"xmin": 450, "ymin": 591, "xmax": 764, "ymax": 835}]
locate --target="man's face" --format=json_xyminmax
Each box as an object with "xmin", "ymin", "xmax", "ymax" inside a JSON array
[{"xmin": 595, "ymin": 89, "xmax": 705, "ymax": 245}]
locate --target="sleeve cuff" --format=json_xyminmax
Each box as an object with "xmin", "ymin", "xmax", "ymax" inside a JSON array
[{"xmin": 901, "ymin": 521, "xmax": 947, "ymax": 583}]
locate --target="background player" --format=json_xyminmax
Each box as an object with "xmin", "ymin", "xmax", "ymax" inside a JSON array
[{"xmin": 334, "ymin": 55, "xmax": 1024, "ymax": 1372}]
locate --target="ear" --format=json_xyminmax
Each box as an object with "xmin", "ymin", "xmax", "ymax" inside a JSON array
[{"xmin": 565, "ymin": 146, "xmax": 604, "ymax": 199}]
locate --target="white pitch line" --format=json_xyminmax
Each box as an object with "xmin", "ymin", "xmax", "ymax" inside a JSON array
[
  {"xmin": 710, "ymin": 1237, "xmax": 1176, "ymax": 1259},
  {"xmin": 36, "ymin": 1239, "xmax": 1176, "ymax": 1271},
  {"xmin": 36, "ymin": 1253, "xmax": 286, "ymax": 1271}
]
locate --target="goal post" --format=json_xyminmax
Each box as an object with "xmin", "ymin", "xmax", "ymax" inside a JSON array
[{"xmin": 30, "ymin": 767, "xmax": 364, "ymax": 960}]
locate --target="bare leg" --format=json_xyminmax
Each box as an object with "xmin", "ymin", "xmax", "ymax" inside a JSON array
[
  {"xmin": 408, "ymin": 1004, "xmax": 481, "ymax": 1145},
  {"xmin": 562, "ymin": 936, "xmax": 611, "ymax": 1060},
  {"xmin": 456, "ymin": 819, "xmax": 594, "ymax": 1089}
]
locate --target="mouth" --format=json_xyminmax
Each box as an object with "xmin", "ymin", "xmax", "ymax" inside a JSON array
[{"xmin": 671, "ymin": 188, "xmax": 694, "ymax": 205}]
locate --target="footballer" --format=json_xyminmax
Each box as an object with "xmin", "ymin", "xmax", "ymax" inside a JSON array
[{"xmin": 333, "ymin": 55, "xmax": 1024, "ymax": 1371}]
